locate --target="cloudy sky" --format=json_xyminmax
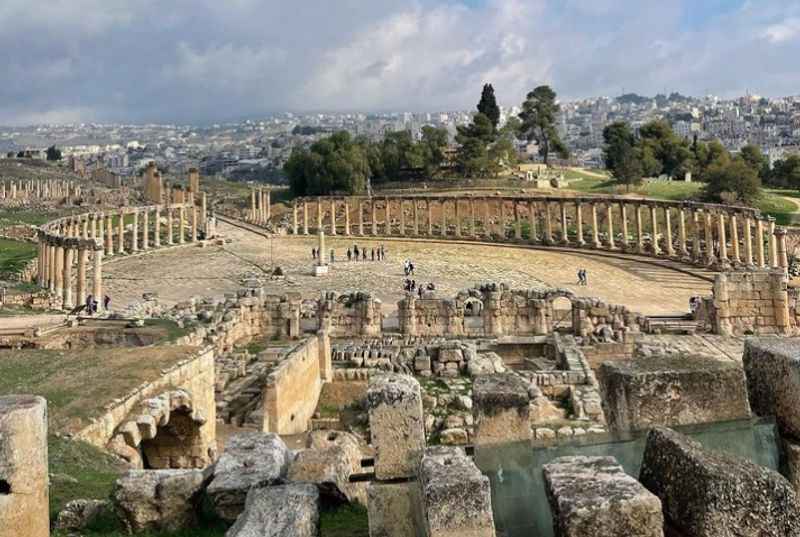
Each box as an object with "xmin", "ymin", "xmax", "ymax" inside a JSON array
[{"xmin": 1, "ymin": 0, "xmax": 799, "ymax": 125}]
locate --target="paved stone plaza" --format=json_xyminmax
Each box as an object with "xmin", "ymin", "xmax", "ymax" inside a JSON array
[{"xmin": 103, "ymin": 222, "xmax": 710, "ymax": 315}]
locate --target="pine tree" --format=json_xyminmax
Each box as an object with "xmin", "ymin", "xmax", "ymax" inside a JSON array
[{"xmin": 477, "ymin": 84, "xmax": 501, "ymax": 132}]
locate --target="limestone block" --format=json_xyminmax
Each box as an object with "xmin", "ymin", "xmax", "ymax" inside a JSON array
[
  {"xmin": 543, "ymin": 456, "xmax": 663, "ymax": 537},
  {"xmin": 367, "ymin": 373, "xmax": 425, "ymax": 480},
  {"xmin": 207, "ymin": 432, "xmax": 291, "ymax": 522},
  {"xmin": 640, "ymin": 427, "xmax": 800, "ymax": 537},
  {"xmin": 599, "ymin": 356, "xmax": 750, "ymax": 432},
  {"xmin": 55, "ymin": 499, "xmax": 110, "ymax": 531},
  {"xmin": 743, "ymin": 338, "xmax": 800, "ymax": 439},
  {"xmin": 226, "ymin": 483, "xmax": 319, "ymax": 537},
  {"xmin": 418, "ymin": 446, "xmax": 495, "ymax": 537},
  {"xmin": 367, "ymin": 482, "xmax": 416, "ymax": 537},
  {"xmin": 112, "ymin": 469, "xmax": 206, "ymax": 533},
  {"xmin": 288, "ymin": 445, "xmax": 358, "ymax": 505},
  {"xmin": 472, "ymin": 373, "xmax": 531, "ymax": 446},
  {"xmin": 0, "ymin": 395, "xmax": 49, "ymax": 537}
]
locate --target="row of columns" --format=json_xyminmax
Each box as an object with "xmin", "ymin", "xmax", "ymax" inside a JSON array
[
  {"xmin": 36, "ymin": 235, "xmax": 103, "ymax": 311},
  {"xmin": 0, "ymin": 179, "xmax": 79, "ymax": 201},
  {"xmin": 290, "ymin": 197, "xmax": 788, "ymax": 271},
  {"xmin": 249, "ymin": 188, "xmax": 271, "ymax": 224}
]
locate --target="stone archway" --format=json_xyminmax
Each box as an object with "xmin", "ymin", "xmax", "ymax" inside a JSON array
[{"xmin": 551, "ymin": 295, "xmax": 574, "ymax": 332}]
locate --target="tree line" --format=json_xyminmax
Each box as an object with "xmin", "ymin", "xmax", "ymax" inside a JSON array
[
  {"xmin": 285, "ymin": 84, "xmax": 570, "ymax": 196},
  {"xmin": 602, "ymin": 120, "xmax": 800, "ymax": 205}
]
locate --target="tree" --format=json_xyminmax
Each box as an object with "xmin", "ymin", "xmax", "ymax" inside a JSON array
[
  {"xmin": 739, "ymin": 144, "xmax": 770, "ymax": 179},
  {"xmin": 477, "ymin": 84, "xmax": 501, "ymax": 132},
  {"xmin": 518, "ymin": 85, "xmax": 568, "ymax": 165},
  {"xmin": 703, "ymin": 157, "xmax": 761, "ymax": 205},
  {"xmin": 638, "ymin": 120, "xmax": 691, "ymax": 178},
  {"xmin": 455, "ymin": 113, "xmax": 495, "ymax": 177},
  {"xmin": 284, "ymin": 131, "xmax": 369, "ymax": 196},
  {"xmin": 602, "ymin": 122, "xmax": 642, "ymax": 189},
  {"xmin": 418, "ymin": 126, "xmax": 449, "ymax": 177},
  {"xmin": 46, "ymin": 145, "xmax": 62, "ymax": 161},
  {"xmin": 769, "ymin": 155, "xmax": 800, "ymax": 188}
]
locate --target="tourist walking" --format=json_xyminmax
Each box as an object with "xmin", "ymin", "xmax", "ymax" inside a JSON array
[
  {"xmin": 330, "ymin": 249, "xmax": 335, "ymax": 264},
  {"xmin": 103, "ymin": 295, "xmax": 111, "ymax": 311},
  {"xmin": 371, "ymin": 248, "xmax": 375, "ymax": 261},
  {"xmin": 312, "ymin": 247, "xmax": 316, "ymax": 260},
  {"xmin": 347, "ymin": 249, "xmax": 352, "ymax": 262}
]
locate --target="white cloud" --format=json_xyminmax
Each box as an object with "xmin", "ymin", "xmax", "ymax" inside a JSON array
[{"xmin": 762, "ymin": 17, "xmax": 800, "ymax": 43}]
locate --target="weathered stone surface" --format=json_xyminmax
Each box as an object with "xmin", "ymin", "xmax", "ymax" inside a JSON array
[
  {"xmin": 0, "ymin": 395, "xmax": 49, "ymax": 537},
  {"xmin": 599, "ymin": 355, "xmax": 750, "ymax": 432},
  {"xmin": 743, "ymin": 338, "xmax": 800, "ymax": 439},
  {"xmin": 640, "ymin": 427, "xmax": 800, "ymax": 537},
  {"xmin": 226, "ymin": 483, "xmax": 319, "ymax": 537},
  {"xmin": 466, "ymin": 351, "xmax": 506, "ymax": 377},
  {"xmin": 288, "ymin": 441, "xmax": 361, "ymax": 505},
  {"xmin": 543, "ymin": 456, "xmax": 663, "ymax": 537},
  {"xmin": 472, "ymin": 373, "xmax": 531, "ymax": 446},
  {"xmin": 112, "ymin": 469, "xmax": 206, "ymax": 533},
  {"xmin": 55, "ymin": 499, "xmax": 110, "ymax": 531},
  {"xmin": 418, "ymin": 446, "xmax": 495, "ymax": 537},
  {"xmin": 367, "ymin": 482, "xmax": 415, "ymax": 537},
  {"xmin": 207, "ymin": 432, "xmax": 291, "ymax": 522},
  {"xmin": 367, "ymin": 373, "xmax": 425, "ymax": 480}
]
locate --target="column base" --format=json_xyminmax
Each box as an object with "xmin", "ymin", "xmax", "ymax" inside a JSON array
[{"xmin": 314, "ymin": 264, "xmax": 329, "ymax": 277}]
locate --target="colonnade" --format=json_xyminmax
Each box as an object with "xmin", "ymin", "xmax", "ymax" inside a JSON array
[
  {"xmin": 0, "ymin": 178, "xmax": 79, "ymax": 202},
  {"xmin": 36, "ymin": 200, "xmax": 202, "ymax": 311},
  {"xmin": 248, "ymin": 188, "xmax": 271, "ymax": 224},
  {"xmin": 290, "ymin": 196, "xmax": 789, "ymax": 271}
]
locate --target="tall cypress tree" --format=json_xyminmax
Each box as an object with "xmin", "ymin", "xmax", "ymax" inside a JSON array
[{"xmin": 477, "ymin": 83, "xmax": 501, "ymax": 132}]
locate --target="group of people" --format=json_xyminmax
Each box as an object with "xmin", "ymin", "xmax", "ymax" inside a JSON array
[
  {"xmin": 403, "ymin": 259, "xmax": 416, "ymax": 276},
  {"xmin": 576, "ymin": 268, "xmax": 589, "ymax": 286},
  {"xmin": 71, "ymin": 294, "xmax": 110, "ymax": 316},
  {"xmin": 312, "ymin": 244, "xmax": 387, "ymax": 264},
  {"xmin": 404, "ymin": 279, "xmax": 435, "ymax": 298}
]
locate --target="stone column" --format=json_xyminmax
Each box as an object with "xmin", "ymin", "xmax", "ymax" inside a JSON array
[
  {"xmin": 330, "ymin": 199, "xmax": 337, "ymax": 235},
  {"xmin": 428, "ymin": 200, "xmax": 434, "ymax": 236},
  {"xmin": 76, "ymin": 246, "xmax": 88, "ymax": 307},
  {"xmin": 414, "ymin": 200, "xmax": 420, "ymax": 236},
  {"xmin": 590, "ymin": 203, "xmax": 600, "ymax": 248},
  {"xmin": 620, "ymin": 203, "xmax": 629, "ymax": 250},
  {"xmin": 105, "ymin": 215, "xmax": 113, "ymax": 255},
  {"xmin": 265, "ymin": 189, "xmax": 271, "ymax": 221},
  {"xmin": 546, "ymin": 202, "xmax": 555, "ymax": 244},
  {"xmin": 529, "ymin": 202, "xmax": 538, "ymax": 243},
  {"xmin": 561, "ymin": 201, "xmax": 569, "ymax": 245},
  {"xmin": 167, "ymin": 208, "xmax": 174, "ymax": 245},
  {"xmin": 756, "ymin": 219, "xmax": 766, "ymax": 267},
  {"xmin": 201, "ymin": 192, "xmax": 208, "ymax": 228},
  {"xmin": 678, "ymin": 207, "xmax": 688, "ymax": 257},
  {"xmin": 384, "ymin": 197, "xmax": 391, "ymax": 235},
  {"xmin": 744, "ymin": 217, "xmax": 754, "ymax": 266},
  {"xmin": 344, "ymin": 199, "xmax": 351, "ymax": 236},
  {"xmin": 142, "ymin": 209, "xmax": 150, "ymax": 250},
  {"xmin": 82, "ymin": 218, "xmax": 88, "ymax": 239},
  {"xmin": 650, "ymin": 205, "xmax": 660, "ymax": 255},
  {"xmin": 131, "ymin": 210, "xmax": 139, "ymax": 252},
  {"xmin": 154, "ymin": 207, "xmax": 161, "ymax": 247},
  {"xmin": 730, "ymin": 214, "xmax": 740, "ymax": 264},
  {"xmin": 117, "ymin": 212, "xmax": 125, "ymax": 254},
  {"xmin": 665, "ymin": 207, "xmax": 674, "ymax": 256},
  {"xmin": 93, "ymin": 248, "xmax": 103, "ymax": 311},
  {"xmin": 483, "ymin": 199, "xmax": 491, "ymax": 238},
  {"xmin": 36, "ymin": 241, "xmax": 44, "ymax": 287},
  {"xmin": 455, "ymin": 199, "xmax": 461, "ymax": 237},
  {"xmin": 704, "ymin": 212, "xmax": 715, "ymax": 265},
  {"xmin": 606, "ymin": 203, "xmax": 615, "ymax": 249},
  {"xmin": 514, "ymin": 203, "xmax": 522, "ymax": 240},
  {"xmin": 250, "ymin": 189, "xmax": 256, "ymax": 221},
  {"xmin": 179, "ymin": 205, "xmax": 186, "ymax": 244},
  {"xmin": 575, "ymin": 202, "xmax": 585, "ymax": 246},
  {"xmin": 191, "ymin": 203, "xmax": 198, "ymax": 242},
  {"xmin": 717, "ymin": 213, "xmax": 728, "ymax": 265},
  {"xmin": 0, "ymin": 395, "xmax": 50, "ymax": 537},
  {"xmin": 498, "ymin": 200, "xmax": 506, "ymax": 239},
  {"xmin": 90, "ymin": 214, "xmax": 97, "ymax": 239},
  {"xmin": 303, "ymin": 201, "xmax": 310, "ymax": 235},
  {"xmin": 690, "ymin": 210, "xmax": 701, "ymax": 262},
  {"xmin": 636, "ymin": 206, "xmax": 644, "ymax": 253},
  {"xmin": 777, "ymin": 228, "xmax": 789, "ymax": 270},
  {"xmin": 50, "ymin": 243, "xmax": 58, "ymax": 292},
  {"xmin": 768, "ymin": 217, "xmax": 778, "ymax": 268},
  {"xmin": 469, "ymin": 200, "xmax": 476, "ymax": 238},
  {"xmin": 359, "ymin": 200, "xmax": 365, "ymax": 236},
  {"xmin": 63, "ymin": 246, "xmax": 74, "ymax": 309},
  {"xmin": 373, "ymin": 200, "xmax": 379, "ymax": 236},
  {"xmin": 441, "ymin": 200, "xmax": 447, "ymax": 237},
  {"xmin": 316, "ymin": 198, "xmax": 323, "ymax": 232}
]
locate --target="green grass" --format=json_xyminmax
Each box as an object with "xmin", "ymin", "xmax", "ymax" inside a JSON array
[
  {"xmin": 245, "ymin": 340, "xmax": 267, "ymax": 355},
  {"xmin": 0, "ymin": 237, "xmax": 37, "ymax": 275},
  {"xmin": 320, "ymin": 504, "xmax": 369, "ymax": 537},
  {"xmin": 143, "ymin": 318, "xmax": 191, "ymax": 343},
  {"xmin": 0, "ymin": 207, "xmax": 81, "ymax": 226},
  {"xmin": 565, "ymin": 176, "xmax": 704, "ymax": 200}
]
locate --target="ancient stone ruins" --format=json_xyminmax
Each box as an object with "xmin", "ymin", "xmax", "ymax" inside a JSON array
[{"xmin": 5, "ymin": 176, "xmax": 800, "ymax": 537}]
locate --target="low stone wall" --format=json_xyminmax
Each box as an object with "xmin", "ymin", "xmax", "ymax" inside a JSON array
[
  {"xmin": 319, "ymin": 291, "xmax": 382, "ymax": 337},
  {"xmin": 75, "ymin": 346, "xmax": 217, "ymax": 466},
  {"xmin": 705, "ymin": 270, "xmax": 794, "ymax": 336},
  {"xmin": 262, "ymin": 336, "xmax": 325, "ymax": 435}
]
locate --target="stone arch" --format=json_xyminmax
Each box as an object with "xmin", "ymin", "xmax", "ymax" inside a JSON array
[
  {"xmin": 463, "ymin": 296, "xmax": 484, "ymax": 317},
  {"xmin": 550, "ymin": 295, "xmax": 574, "ymax": 331}
]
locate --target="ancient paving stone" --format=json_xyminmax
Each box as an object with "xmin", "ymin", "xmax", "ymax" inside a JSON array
[
  {"xmin": 226, "ymin": 483, "xmax": 320, "ymax": 537},
  {"xmin": 418, "ymin": 446, "xmax": 495, "ymax": 537},
  {"xmin": 206, "ymin": 432, "xmax": 291, "ymax": 522},
  {"xmin": 640, "ymin": 427, "xmax": 800, "ymax": 537},
  {"xmin": 367, "ymin": 373, "xmax": 425, "ymax": 480},
  {"xmin": 0, "ymin": 395, "xmax": 50, "ymax": 537},
  {"xmin": 472, "ymin": 373, "xmax": 532, "ymax": 446},
  {"xmin": 367, "ymin": 482, "xmax": 416, "ymax": 537},
  {"xmin": 599, "ymin": 355, "xmax": 751, "ymax": 432},
  {"xmin": 543, "ymin": 456, "xmax": 663, "ymax": 537},
  {"xmin": 112, "ymin": 469, "xmax": 206, "ymax": 533}
]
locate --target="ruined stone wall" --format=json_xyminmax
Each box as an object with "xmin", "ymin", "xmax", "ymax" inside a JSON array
[
  {"xmin": 262, "ymin": 336, "xmax": 323, "ymax": 435},
  {"xmin": 319, "ymin": 291, "xmax": 382, "ymax": 337},
  {"xmin": 707, "ymin": 270, "xmax": 794, "ymax": 336},
  {"xmin": 75, "ymin": 346, "xmax": 217, "ymax": 467}
]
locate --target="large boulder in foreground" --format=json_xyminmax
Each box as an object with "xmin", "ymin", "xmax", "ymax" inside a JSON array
[
  {"xmin": 226, "ymin": 483, "xmax": 320, "ymax": 537},
  {"xmin": 207, "ymin": 432, "xmax": 291, "ymax": 522},
  {"xmin": 112, "ymin": 469, "xmax": 206, "ymax": 533},
  {"xmin": 599, "ymin": 355, "xmax": 750, "ymax": 432},
  {"xmin": 640, "ymin": 427, "xmax": 800, "ymax": 537},
  {"xmin": 743, "ymin": 338, "xmax": 800, "ymax": 438},
  {"xmin": 289, "ymin": 430, "xmax": 366, "ymax": 505},
  {"xmin": 543, "ymin": 456, "xmax": 663, "ymax": 537}
]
